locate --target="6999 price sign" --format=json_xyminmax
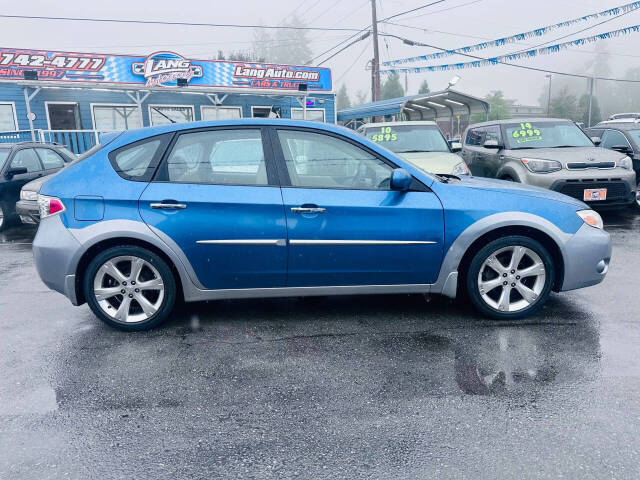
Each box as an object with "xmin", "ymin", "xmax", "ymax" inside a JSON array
[{"xmin": 0, "ymin": 50, "xmax": 106, "ymax": 80}]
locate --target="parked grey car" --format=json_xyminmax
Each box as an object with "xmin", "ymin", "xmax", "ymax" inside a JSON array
[{"xmin": 461, "ymin": 118, "xmax": 636, "ymax": 208}]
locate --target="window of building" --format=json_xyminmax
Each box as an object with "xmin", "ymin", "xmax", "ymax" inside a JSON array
[
  {"xmin": 93, "ymin": 105, "xmax": 142, "ymax": 131},
  {"xmin": 251, "ymin": 106, "xmax": 273, "ymax": 118},
  {"xmin": 35, "ymin": 148, "xmax": 66, "ymax": 170},
  {"xmin": 165, "ymin": 129, "xmax": 267, "ymax": 186},
  {"xmin": 149, "ymin": 105, "xmax": 194, "ymax": 126},
  {"xmin": 201, "ymin": 106, "xmax": 242, "ymax": 121},
  {"xmin": 0, "ymin": 103, "xmax": 17, "ymax": 131},
  {"xmin": 276, "ymin": 129, "xmax": 393, "ymax": 190},
  {"xmin": 46, "ymin": 103, "xmax": 80, "ymax": 130},
  {"xmin": 291, "ymin": 108, "xmax": 326, "ymax": 122}
]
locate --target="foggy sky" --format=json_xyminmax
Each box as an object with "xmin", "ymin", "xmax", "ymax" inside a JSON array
[{"xmin": 1, "ymin": 0, "xmax": 638, "ymax": 105}]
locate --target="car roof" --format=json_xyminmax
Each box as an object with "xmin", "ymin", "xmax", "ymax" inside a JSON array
[
  {"xmin": 360, "ymin": 121, "xmax": 438, "ymax": 128},
  {"xmin": 0, "ymin": 142, "xmax": 66, "ymax": 149},
  {"xmin": 593, "ymin": 120, "xmax": 640, "ymax": 130},
  {"xmin": 467, "ymin": 118, "xmax": 570, "ymax": 128},
  {"xmin": 109, "ymin": 119, "xmax": 361, "ymax": 147}
]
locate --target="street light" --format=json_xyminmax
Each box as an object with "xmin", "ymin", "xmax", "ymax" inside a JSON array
[{"xmin": 447, "ymin": 75, "xmax": 461, "ymax": 90}]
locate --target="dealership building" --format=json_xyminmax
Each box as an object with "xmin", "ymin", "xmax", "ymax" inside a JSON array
[{"xmin": 0, "ymin": 48, "xmax": 334, "ymax": 152}]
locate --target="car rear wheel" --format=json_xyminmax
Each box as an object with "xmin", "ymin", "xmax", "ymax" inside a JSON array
[
  {"xmin": 0, "ymin": 202, "xmax": 14, "ymax": 232},
  {"xmin": 83, "ymin": 246, "xmax": 176, "ymax": 331},
  {"xmin": 635, "ymin": 181, "xmax": 640, "ymax": 210},
  {"xmin": 466, "ymin": 236, "xmax": 554, "ymax": 320}
]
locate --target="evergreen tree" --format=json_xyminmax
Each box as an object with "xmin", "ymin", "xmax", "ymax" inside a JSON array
[
  {"xmin": 380, "ymin": 73, "xmax": 404, "ymax": 100},
  {"xmin": 336, "ymin": 84, "xmax": 352, "ymax": 110},
  {"xmin": 418, "ymin": 80, "xmax": 430, "ymax": 94}
]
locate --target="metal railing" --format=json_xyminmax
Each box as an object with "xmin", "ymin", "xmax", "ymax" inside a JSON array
[{"xmin": 0, "ymin": 129, "xmax": 117, "ymax": 154}]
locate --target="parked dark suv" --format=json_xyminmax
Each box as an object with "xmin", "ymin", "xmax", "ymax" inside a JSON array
[
  {"xmin": 0, "ymin": 142, "xmax": 75, "ymax": 230},
  {"xmin": 585, "ymin": 120, "xmax": 640, "ymax": 208}
]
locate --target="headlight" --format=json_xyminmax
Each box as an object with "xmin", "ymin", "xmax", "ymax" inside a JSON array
[
  {"xmin": 577, "ymin": 209, "xmax": 603, "ymax": 230},
  {"xmin": 617, "ymin": 155, "xmax": 632, "ymax": 169},
  {"xmin": 20, "ymin": 189, "xmax": 38, "ymax": 201},
  {"xmin": 451, "ymin": 161, "xmax": 470, "ymax": 176},
  {"xmin": 521, "ymin": 157, "xmax": 563, "ymax": 173}
]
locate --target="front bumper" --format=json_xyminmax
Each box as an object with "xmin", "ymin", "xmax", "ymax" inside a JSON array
[
  {"xmin": 16, "ymin": 199, "xmax": 40, "ymax": 224},
  {"xmin": 560, "ymin": 223, "xmax": 612, "ymax": 291},
  {"xmin": 550, "ymin": 178, "xmax": 636, "ymax": 209},
  {"xmin": 33, "ymin": 214, "xmax": 82, "ymax": 304}
]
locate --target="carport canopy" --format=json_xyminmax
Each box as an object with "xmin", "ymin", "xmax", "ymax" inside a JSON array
[{"xmin": 337, "ymin": 89, "xmax": 490, "ymax": 123}]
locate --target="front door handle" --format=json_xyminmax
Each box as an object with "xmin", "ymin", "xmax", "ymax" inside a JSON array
[
  {"xmin": 291, "ymin": 207, "xmax": 326, "ymax": 214},
  {"xmin": 150, "ymin": 202, "xmax": 187, "ymax": 210}
]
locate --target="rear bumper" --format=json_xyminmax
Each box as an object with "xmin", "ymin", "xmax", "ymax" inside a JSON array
[
  {"xmin": 16, "ymin": 200, "xmax": 40, "ymax": 224},
  {"xmin": 560, "ymin": 223, "xmax": 612, "ymax": 292},
  {"xmin": 33, "ymin": 215, "xmax": 82, "ymax": 305}
]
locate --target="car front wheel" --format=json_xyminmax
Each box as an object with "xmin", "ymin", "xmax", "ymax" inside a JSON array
[
  {"xmin": 635, "ymin": 181, "xmax": 640, "ymax": 210},
  {"xmin": 83, "ymin": 245, "xmax": 177, "ymax": 331},
  {"xmin": 466, "ymin": 236, "xmax": 555, "ymax": 320}
]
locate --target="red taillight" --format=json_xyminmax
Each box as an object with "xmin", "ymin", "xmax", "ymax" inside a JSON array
[
  {"xmin": 38, "ymin": 195, "xmax": 66, "ymax": 219},
  {"xmin": 49, "ymin": 198, "xmax": 65, "ymax": 215}
]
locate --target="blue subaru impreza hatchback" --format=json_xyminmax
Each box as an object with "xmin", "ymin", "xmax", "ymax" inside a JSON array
[{"xmin": 33, "ymin": 119, "xmax": 611, "ymax": 330}]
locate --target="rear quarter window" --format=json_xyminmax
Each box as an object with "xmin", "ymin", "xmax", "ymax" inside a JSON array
[{"xmin": 108, "ymin": 134, "xmax": 171, "ymax": 181}]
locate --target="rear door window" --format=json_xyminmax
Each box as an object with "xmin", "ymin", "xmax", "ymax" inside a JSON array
[
  {"xmin": 35, "ymin": 148, "xmax": 66, "ymax": 170},
  {"xmin": 163, "ymin": 129, "xmax": 270, "ymax": 186},
  {"xmin": 465, "ymin": 128, "xmax": 485, "ymax": 146},
  {"xmin": 109, "ymin": 134, "xmax": 171, "ymax": 181}
]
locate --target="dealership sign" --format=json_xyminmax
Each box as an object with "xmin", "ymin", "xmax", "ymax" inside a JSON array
[{"xmin": 0, "ymin": 48, "xmax": 332, "ymax": 91}]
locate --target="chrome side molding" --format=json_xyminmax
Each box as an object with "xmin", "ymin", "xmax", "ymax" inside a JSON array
[
  {"xmin": 196, "ymin": 239, "xmax": 287, "ymax": 246},
  {"xmin": 289, "ymin": 239, "xmax": 437, "ymax": 246}
]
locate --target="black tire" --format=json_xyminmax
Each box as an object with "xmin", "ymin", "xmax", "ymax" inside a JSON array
[
  {"xmin": 0, "ymin": 202, "xmax": 15, "ymax": 232},
  {"xmin": 634, "ymin": 181, "xmax": 640, "ymax": 211},
  {"xmin": 465, "ymin": 236, "xmax": 555, "ymax": 320},
  {"xmin": 83, "ymin": 245, "xmax": 177, "ymax": 331}
]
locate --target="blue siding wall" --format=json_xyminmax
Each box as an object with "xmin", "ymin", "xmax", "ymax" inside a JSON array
[{"xmin": 0, "ymin": 83, "xmax": 335, "ymax": 132}]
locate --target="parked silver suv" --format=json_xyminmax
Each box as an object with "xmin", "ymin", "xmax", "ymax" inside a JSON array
[{"xmin": 461, "ymin": 118, "xmax": 636, "ymax": 208}]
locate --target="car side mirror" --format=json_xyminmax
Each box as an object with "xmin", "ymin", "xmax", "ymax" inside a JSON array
[
  {"xmin": 5, "ymin": 166, "xmax": 28, "ymax": 178},
  {"xmin": 483, "ymin": 139, "xmax": 501, "ymax": 149},
  {"xmin": 590, "ymin": 136, "xmax": 601, "ymax": 146},
  {"xmin": 450, "ymin": 142, "xmax": 462, "ymax": 153},
  {"xmin": 611, "ymin": 144, "xmax": 632, "ymax": 154},
  {"xmin": 390, "ymin": 168, "xmax": 412, "ymax": 191}
]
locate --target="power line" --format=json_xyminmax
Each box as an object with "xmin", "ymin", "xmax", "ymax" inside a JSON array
[
  {"xmin": 400, "ymin": 0, "xmax": 484, "ymax": 19},
  {"xmin": 378, "ymin": 31, "xmax": 640, "ymax": 83},
  {"xmin": 307, "ymin": 0, "xmax": 453, "ymax": 65},
  {"xmin": 335, "ymin": 42, "xmax": 371, "ymax": 84},
  {"xmin": 0, "ymin": 13, "xmax": 364, "ymax": 32},
  {"xmin": 318, "ymin": 31, "xmax": 372, "ymax": 65}
]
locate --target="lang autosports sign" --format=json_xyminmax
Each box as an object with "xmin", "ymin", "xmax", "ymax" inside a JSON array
[{"xmin": 0, "ymin": 48, "xmax": 332, "ymax": 91}]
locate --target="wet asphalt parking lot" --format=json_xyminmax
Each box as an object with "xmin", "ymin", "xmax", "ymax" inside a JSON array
[{"xmin": 0, "ymin": 210, "xmax": 639, "ymax": 479}]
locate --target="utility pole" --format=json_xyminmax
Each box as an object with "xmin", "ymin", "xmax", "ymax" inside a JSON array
[
  {"xmin": 370, "ymin": 0, "xmax": 381, "ymax": 102},
  {"xmin": 588, "ymin": 77, "xmax": 594, "ymax": 127},
  {"xmin": 546, "ymin": 74, "xmax": 552, "ymax": 117}
]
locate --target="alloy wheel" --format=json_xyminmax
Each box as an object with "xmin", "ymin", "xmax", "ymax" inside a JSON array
[
  {"xmin": 0, "ymin": 206, "xmax": 4, "ymax": 229},
  {"xmin": 636, "ymin": 183, "xmax": 640, "ymax": 208},
  {"xmin": 93, "ymin": 255, "xmax": 165, "ymax": 323},
  {"xmin": 477, "ymin": 245, "xmax": 546, "ymax": 313}
]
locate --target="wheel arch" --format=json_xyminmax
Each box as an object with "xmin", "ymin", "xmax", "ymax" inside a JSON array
[
  {"xmin": 74, "ymin": 237, "xmax": 185, "ymax": 306},
  {"xmin": 433, "ymin": 212, "xmax": 571, "ymax": 298},
  {"xmin": 457, "ymin": 225, "xmax": 565, "ymax": 292}
]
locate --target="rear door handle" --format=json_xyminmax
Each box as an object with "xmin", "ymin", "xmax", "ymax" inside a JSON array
[
  {"xmin": 150, "ymin": 202, "xmax": 187, "ymax": 210},
  {"xmin": 291, "ymin": 207, "xmax": 326, "ymax": 214}
]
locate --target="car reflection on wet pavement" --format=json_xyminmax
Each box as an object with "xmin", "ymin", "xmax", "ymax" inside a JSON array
[{"xmin": 1, "ymin": 210, "xmax": 639, "ymax": 479}]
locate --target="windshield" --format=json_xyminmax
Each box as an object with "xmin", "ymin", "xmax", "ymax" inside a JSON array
[
  {"xmin": 364, "ymin": 124, "xmax": 450, "ymax": 153},
  {"xmin": 504, "ymin": 121, "xmax": 593, "ymax": 149},
  {"xmin": 0, "ymin": 148, "xmax": 9, "ymax": 168}
]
